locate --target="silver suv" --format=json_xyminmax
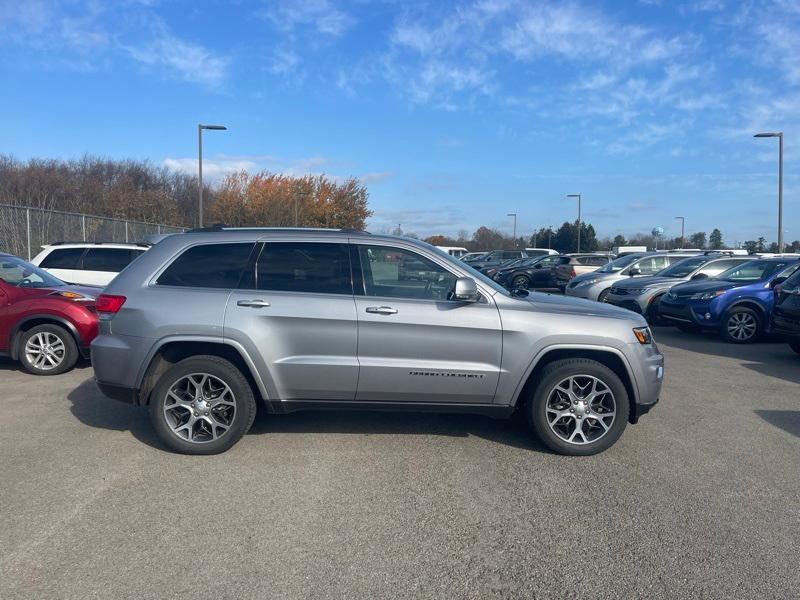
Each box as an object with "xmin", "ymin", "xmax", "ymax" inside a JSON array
[{"xmin": 91, "ymin": 229, "xmax": 664, "ymax": 456}]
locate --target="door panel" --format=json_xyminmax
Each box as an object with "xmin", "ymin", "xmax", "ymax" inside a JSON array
[
  {"xmin": 224, "ymin": 242, "xmax": 358, "ymax": 401},
  {"xmin": 353, "ymin": 244, "xmax": 502, "ymax": 404}
]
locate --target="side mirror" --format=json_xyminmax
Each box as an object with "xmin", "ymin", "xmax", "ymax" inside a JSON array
[
  {"xmin": 454, "ymin": 277, "xmax": 480, "ymax": 302},
  {"xmin": 628, "ymin": 267, "xmax": 641, "ymax": 277},
  {"xmin": 691, "ymin": 272, "xmax": 708, "ymax": 281},
  {"xmin": 771, "ymin": 276, "xmax": 788, "ymax": 289}
]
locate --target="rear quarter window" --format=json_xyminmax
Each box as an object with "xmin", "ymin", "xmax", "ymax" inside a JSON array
[
  {"xmin": 39, "ymin": 248, "xmax": 85, "ymax": 269},
  {"xmin": 83, "ymin": 248, "xmax": 144, "ymax": 272},
  {"xmin": 157, "ymin": 243, "xmax": 255, "ymax": 288}
]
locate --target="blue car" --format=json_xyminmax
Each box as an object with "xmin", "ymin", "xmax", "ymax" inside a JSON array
[{"xmin": 659, "ymin": 257, "xmax": 800, "ymax": 343}]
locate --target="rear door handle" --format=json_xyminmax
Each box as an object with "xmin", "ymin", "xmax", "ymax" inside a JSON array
[
  {"xmin": 237, "ymin": 299, "xmax": 271, "ymax": 308},
  {"xmin": 366, "ymin": 306, "xmax": 398, "ymax": 315}
]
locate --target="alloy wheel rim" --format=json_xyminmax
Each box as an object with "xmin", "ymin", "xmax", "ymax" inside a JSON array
[
  {"xmin": 545, "ymin": 375, "xmax": 616, "ymax": 445},
  {"xmin": 24, "ymin": 332, "xmax": 66, "ymax": 371},
  {"xmin": 513, "ymin": 276, "xmax": 529, "ymax": 290},
  {"xmin": 163, "ymin": 373, "xmax": 236, "ymax": 443},
  {"xmin": 727, "ymin": 313, "xmax": 756, "ymax": 340}
]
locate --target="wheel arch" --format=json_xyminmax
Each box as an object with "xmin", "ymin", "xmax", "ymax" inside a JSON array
[
  {"xmin": 513, "ymin": 345, "xmax": 640, "ymax": 424},
  {"xmin": 136, "ymin": 338, "xmax": 268, "ymax": 406},
  {"xmin": 9, "ymin": 314, "xmax": 81, "ymax": 360},
  {"xmin": 724, "ymin": 299, "xmax": 768, "ymax": 322}
]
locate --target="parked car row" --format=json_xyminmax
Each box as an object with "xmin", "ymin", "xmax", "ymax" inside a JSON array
[{"xmin": 564, "ymin": 251, "xmax": 800, "ymax": 349}]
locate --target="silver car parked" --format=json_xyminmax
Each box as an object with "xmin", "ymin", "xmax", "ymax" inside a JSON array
[
  {"xmin": 91, "ymin": 228, "xmax": 663, "ymax": 456},
  {"xmin": 566, "ymin": 253, "xmax": 695, "ymax": 302}
]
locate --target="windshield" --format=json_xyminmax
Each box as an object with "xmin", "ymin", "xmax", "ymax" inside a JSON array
[
  {"xmin": 717, "ymin": 260, "xmax": 795, "ymax": 282},
  {"xmin": 597, "ymin": 254, "xmax": 642, "ymax": 273},
  {"xmin": 0, "ymin": 255, "xmax": 65, "ymax": 288},
  {"xmin": 658, "ymin": 256, "xmax": 710, "ymax": 278}
]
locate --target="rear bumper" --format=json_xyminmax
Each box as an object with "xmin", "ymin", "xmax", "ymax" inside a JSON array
[{"xmin": 772, "ymin": 313, "xmax": 800, "ymax": 337}]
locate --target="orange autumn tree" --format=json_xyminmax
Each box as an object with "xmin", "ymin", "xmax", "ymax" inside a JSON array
[{"xmin": 208, "ymin": 170, "xmax": 372, "ymax": 230}]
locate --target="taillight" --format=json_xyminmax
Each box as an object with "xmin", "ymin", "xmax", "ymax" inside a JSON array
[
  {"xmin": 95, "ymin": 294, "xmax": 126, "ymax": 314},
  {"xmin": 570, "ymin": 268, "xmax": 577, "ymax": 278}
]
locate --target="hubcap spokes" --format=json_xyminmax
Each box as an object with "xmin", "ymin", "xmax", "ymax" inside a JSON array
[
  {"xmin": 24, "ymin": 332, "xmax": 66, "ymax": 371},
  {"xmin": 514, "ymin": 277, "xmax": 529, "ymax": 290},
  {"xmin": 163, "ymin": 373, "xmax": 236, "ymax": 443},
  {"xmin": 546, "ymin": 375, "xmax": 616, "ymax": 445},
  {"xmin": 728, "ymin": 314, "xmax": 756, "ymax": 340}
]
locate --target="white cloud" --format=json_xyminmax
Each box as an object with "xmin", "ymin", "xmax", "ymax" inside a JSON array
[{"xmin": 260, "ymin": 0, "xmax": 354, "ymax": 36}]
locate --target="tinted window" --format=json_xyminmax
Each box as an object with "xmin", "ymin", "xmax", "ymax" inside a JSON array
[
  {"xmin": 358, "ymin": 245, "xmax": 457, "ymax": 301},
  {"xmin": 635, "ymin": 256, "xmax": 669, "ymax": 275},
  {"xmin": 158, "ymin": 243, "xmax": 254, "ymax": 288},
  {"xmin": 252, "ymin": 242, "xmax": 351, "ymax": 295},
  {"xmin": 660, "ymin": 256, "xmax": 710, "ymax": 277},
  {"xmin": 783, "ymin": 268, "xmax": 800, "ymax": 291},
  {"xmin": 83, "ymin": 248, "xmax": 144, "ymax": 272},
  {"xmin": 717, "ymin": 260, "xmax": 790, "ymax": 282},
  {"xmin": 39, "ymin": 248, "xmax": 85, "ymax": 269}
]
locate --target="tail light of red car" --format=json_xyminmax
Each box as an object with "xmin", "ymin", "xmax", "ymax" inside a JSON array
[{"xmin": 95, "ymin": 294, "xmax": 127, "ymax": 315}]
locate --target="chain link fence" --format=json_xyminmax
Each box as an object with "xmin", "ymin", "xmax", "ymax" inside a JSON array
[{"xmin": 0, "ymin": 203, "xmax": 187, "ymax": 260}]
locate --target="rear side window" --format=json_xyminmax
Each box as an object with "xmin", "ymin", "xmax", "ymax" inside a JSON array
[
  {"xmin": 698, "ymin": 259, "xmax": 744, "ymax": 277},
  {"xmin": 251, "ymin": 242, "xmax": 352, "ymax": 295},
  {"xmin": 39, "ymin": 248, "xmax": 84, "ymax": 269},
  {"xmin": 158, "ymin": 243, "xmax": 254, "ymax": 288},
  {"xmin": 83, "ymin": 248, "xmax": 144, "ymax": 272}
]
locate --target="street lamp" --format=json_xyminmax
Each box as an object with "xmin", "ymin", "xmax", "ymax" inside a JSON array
[
  {"xmin": 198, "ymin": 123, "xmax": 227, "ymax": 227},
  {"xmin": 675, "ymin": 216, "xmax": 685, "ymax": 249},
  {"xmin": 567, "ymin": 194, "xmax": 581, "ymax": 252},
  {"xmin": 548, "ymin": 225, "xmax": 553, "ymax": 249},
  {"xmin": 754, "ymin": 132, "xmax": 784, "ymax": 253},
  {"xmin": 507, "ymin": 213, "xmax": 517, "ymax": 245}
]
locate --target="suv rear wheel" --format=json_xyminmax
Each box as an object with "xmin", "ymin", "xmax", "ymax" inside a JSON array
[
  {"xmin": 527, "ymin": 358, "xmax": 629, "ymax": 456},
  {"xmin": 19, "ymin": 324, "xmax": 78, "ymax": 375},
  {"xmin": 149, "ymin": 356, "xmax": 257, "ymax": 455}
]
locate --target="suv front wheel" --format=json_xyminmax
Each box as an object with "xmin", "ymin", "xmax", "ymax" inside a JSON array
[
  {"xmin": 527, "ymin": 358, "xmax": 629, "ymax": 456},
  {"xmin": 19, "ymin": 324, "xmax": 79, "ymax": 375},
  {"xmin": 149, "ymin": 356, "xmax": 257, "ymax": 454}
]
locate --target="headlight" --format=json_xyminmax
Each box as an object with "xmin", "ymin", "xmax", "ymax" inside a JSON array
[
  {"xmin": 575, "ymin": 278, "xmax": 600, "ymax": 287},
  {"xmin": 51, "ymin": 290, "xmax": 93, "ymax": 301},
  {"xmin": 689, "ymin": 290, "xmax": 725, "ymax": 300},
  {"xmin": 633, "ymin": 326, "xmax": 653, "ymax": 345},
  {"xmin": 625, "ymin": 288, "xmax": 647, "ymax": 296}
]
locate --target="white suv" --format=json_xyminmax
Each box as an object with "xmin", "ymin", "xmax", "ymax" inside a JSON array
[{"xmin": 31, "ymin": 242, "xmax": 149, "ymax": 286}]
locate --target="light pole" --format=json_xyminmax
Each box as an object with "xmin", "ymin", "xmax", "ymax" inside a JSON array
[
  {"xmin": 507, "ymin": 213, "xmax": 517, "ymax": 245},
  {"xmin": 754, "ymin": 132, "xmax": 784, "ymax": 253},
  {"xmin": 567, "ymin": 194, "xmax": 581, "ymax": 252},
  {"xmin": 548, "ymin": 225, "xmax": 553, "ymax": 249},
  {"xmin": 198, "ymin": 123, "xmax": 227, "ymax": 227},
  {"xmin": 675, "ymin": 216, "xmax": 685, "ymax": 248}
]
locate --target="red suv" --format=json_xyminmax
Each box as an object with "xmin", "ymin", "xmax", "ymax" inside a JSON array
[{"xmin": 0, "ymin": 253, "xmax": 99, "ymax": 375}]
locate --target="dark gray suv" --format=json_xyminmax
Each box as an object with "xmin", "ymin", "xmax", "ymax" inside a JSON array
[{"xmin": 91, "ymin": 228, "xmax": 663, "ymax": 455}]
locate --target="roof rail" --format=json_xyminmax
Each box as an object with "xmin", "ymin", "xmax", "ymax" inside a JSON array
[
  {"xmin": 184, "ymin": 224, "xmax": 370, "ymax": 234},
  {"xmin": 49, "ymin": 240, "xmax": 151, "ymax": 247},
  {"xmin": 703, "ymin": 250, "xmax": 733, "ymax": 256}
]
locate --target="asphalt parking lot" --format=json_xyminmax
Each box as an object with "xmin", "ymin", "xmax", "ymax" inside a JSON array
[{"xmin": 1, "ymin": 327, "xmax": 799, "ymax": 599}]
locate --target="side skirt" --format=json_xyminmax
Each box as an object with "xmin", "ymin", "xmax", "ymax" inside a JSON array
[{"xmin": 263, "ymin": 399, "xmax": 515, "ymax": 420}]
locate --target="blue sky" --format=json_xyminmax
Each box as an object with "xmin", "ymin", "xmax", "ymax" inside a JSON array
[{"xmin": 1, "ymin": 0, "xmax": 799, "ymax": 244}]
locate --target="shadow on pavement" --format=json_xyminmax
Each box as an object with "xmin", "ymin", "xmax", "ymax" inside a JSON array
[
  {"xmin": 67, "ymin": 377, "xmax": 164, "ymax": 450},
  {"xmin": 66, "ymin": 376, "xmax": 547, "ymax": 453},
  {"xmin": 653, "ymin": 326, "xmax": 800, "ymax": 385},
  {"xmin": 754, "ymin": 410, "xmax": 800, "ymax": 438}
]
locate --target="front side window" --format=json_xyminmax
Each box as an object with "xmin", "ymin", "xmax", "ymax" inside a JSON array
[
  {"xmin": 660, "ymin": 256, "xmax": 709, "ymax": 278},
  {"xmin": 251, "ymin": 242, "xmax": 352, "ymax": 295},
  {"xmin": 357, "ymin": 245, "xmax": 457, "ymax": 300},
  {"xmin": 39, "ymin": 248, "xmax": 85, "ymax": 269},
  {"xmin": 158, "ymin": 243, "xmax": 254, "ymax": 288},
  {"xmin": 597, "ymin": 254, "xmax": 640, "ymax": 273},
  {"xmin": 83, "ymin": 248, "xmax": 143, "ymax": 272}
]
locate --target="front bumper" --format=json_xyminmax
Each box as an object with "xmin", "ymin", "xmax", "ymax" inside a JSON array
[
  {"xmin": 565, "ymin": 281, "xmax": 606, "ymax": 301},
  {"xmin": 628, "ymin": 341, "xmax": 664, "ymax": 423},
  {"xmin": 659, "ymin": 298, "xmax": 720, "ymax": 327}
]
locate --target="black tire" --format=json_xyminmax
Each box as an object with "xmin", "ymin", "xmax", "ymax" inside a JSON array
[
  {"xmin": 788, "ymin": 341, "xmax": 800, "ymax": 355},
  {"xmin": 721, "ymin": 307, "xmax": 762, "ymax": 344},
  {"xmin": 645, "ymin": 293, "xmax": 665, "ymax": 325},
  {"xmin": 511, "ymin": 275, "xmax": 530, "ymax": 290},
  {"xmin": 597, "ymin": 288, "xmax": 611, "ymax": 303},
  {"xmin": 18, "ymin": 324, "xmax": 79, "ymax": 375},
  {"xmin": 526, "ymin": 358, "xmax": 629, "ymax": 456},
  {"xmin": 149, "ymin": 355, "xmax": 257, "ymax": 455}
]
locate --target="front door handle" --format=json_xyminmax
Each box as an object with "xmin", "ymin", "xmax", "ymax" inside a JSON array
[
  {"xmin": 366, "ymin": 306, "xmax": 398, "ymax": 315},
  {"xmin": 237, "ymin": 299, "xmax": 271, "ymax": 308}
]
